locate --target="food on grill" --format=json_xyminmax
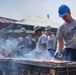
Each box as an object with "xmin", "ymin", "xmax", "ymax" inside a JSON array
[{"xmin": 0, "ymin": 57, "xmax": 72, "ymax": 66}]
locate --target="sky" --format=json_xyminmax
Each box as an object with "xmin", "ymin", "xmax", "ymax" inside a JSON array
[{"xmin": 0, "ymin": 0, "xmax": 76, "ymax": 25}]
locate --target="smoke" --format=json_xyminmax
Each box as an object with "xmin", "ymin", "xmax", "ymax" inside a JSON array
[
  {"xmin": 5, "ymin": 37, "xmax": 18, "ymax": 57},
  {"xmin": 0, "ymin": 32, "xmax": 55, "ymax": 75},
  {"xmin": 23, "ymin": 49, "xmax": 52, "ymax": 60},
  {"xmin": 0, "ymin": 31, "xmax": 54, "ymax": 61},
  {"xmin": 0, "ymin": 35, "xmax": 19, "ymax": 74},
  {"xmin": 0, "ymin": 33, "xmax": 18, "ymax": 57}
]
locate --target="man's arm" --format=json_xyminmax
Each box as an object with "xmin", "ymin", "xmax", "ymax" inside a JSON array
[{"xmin": 56, "ymin": 38, "xmax": 64, "ymax": 51}]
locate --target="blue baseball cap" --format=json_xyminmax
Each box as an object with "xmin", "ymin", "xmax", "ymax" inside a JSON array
[{"xmin": 58, "ymin": 4, "xmax": 70, "ymax": 17}]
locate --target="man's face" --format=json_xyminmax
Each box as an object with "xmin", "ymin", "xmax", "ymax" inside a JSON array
[
  {"xmin": 21, "ymin": 31, "xmax": 26, "ymax": 37},
  {"xmin": 61, "ymin": 11, "xmax": 71, "ymax": 22},
  {"xmin": 35, "ymin": 30, "xmax": 41, "ymax": 36},
  {"xmin": 45, "ymin": 30, "xmax": 51, "ymax": 35}
]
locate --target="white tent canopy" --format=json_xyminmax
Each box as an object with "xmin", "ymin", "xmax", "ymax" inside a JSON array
[{"xmin": 15, "ymin": 16, "xmax": 60, "ymax": 28}]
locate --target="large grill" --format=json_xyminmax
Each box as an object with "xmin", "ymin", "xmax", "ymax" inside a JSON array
[
  {"xmin": 0, "ymin": 58, "xmax": 76, "ymax": 75},
  {"xmin": 15, "ymin": 59, "xmax": 76, "ymax": 75}
]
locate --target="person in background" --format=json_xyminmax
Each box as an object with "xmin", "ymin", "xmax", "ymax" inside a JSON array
[
  {"xmin": 33, "ymin": 25, "xmax": 48, "ymax": 53},
  {"xmin": 54, "ymin": 4, "xmax": 76, "ymax": 61},
  {"xmin": 33, "ymin": 25, "xmax": 48, "ymax": 75},
  {"xmin": 18, "ymin": 27, "xmax": 32, "ymax": 75},
  {"xmin": 45, "ymin": 26, "xmax": 56, "ymax": 57},
  {"xmin": 18, "ymin": 27, "xmax": 32, "ymax": 56}
]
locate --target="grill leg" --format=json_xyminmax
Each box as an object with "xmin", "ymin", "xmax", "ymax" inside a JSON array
[
  {"xmin": 0, "ymin": 70, "xmax": 3, "ymax": 75},
  {"xmin": 39, "ymin": 72, "xmax": 41, "ymax": 75},
  {"xmin": 18, "ymin": 69, "xmax": 22, "ymax": 75}
]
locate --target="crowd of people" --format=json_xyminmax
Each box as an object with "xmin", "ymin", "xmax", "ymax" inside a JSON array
[
  {"xmin": 17, "ymin": 26, "xmax": 56, "ymax": 59},
  {"xmin": 0, "ymin": 26, "xmax": 56, "ymax": 59},
  {"xmin": 0, "ymin": 4, "xmax": 76, "ymax": 75}
]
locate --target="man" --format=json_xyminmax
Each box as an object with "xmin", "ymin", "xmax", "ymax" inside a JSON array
[
  {"xmin": 45, "ymin": 26, "xmax": 56, "ymax": 57},
  {"xmin": 33, "ymin": 25, "xmax": 48, "ymax": 53},
  {"xmin": 18, "ymin": 27, "xmax": 32, "ymax": 75},
  {"xmin": 18, "ymin": 27, "xmax": 32, "ymax": 56},
  {"xmin": 33, "ymin": 25, "xmax": 48, "ymax": 75},
  {"xmin": 54, "ymin": 4, "xmax": 76, "ymax": 61}
]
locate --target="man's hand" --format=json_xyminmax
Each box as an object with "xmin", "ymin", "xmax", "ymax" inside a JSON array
[{"xmin": 54, "ymin": 50, "xmax": 63, "ymax": 60}]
